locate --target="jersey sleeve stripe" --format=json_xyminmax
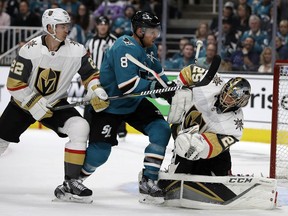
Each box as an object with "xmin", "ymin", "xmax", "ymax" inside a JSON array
[
  {"xmin": 118, "ymin": 76, "xmax": 140, "ymax": 94},
  {"xmin": 7, "ymin": 77, "xmax": 28, "ymax": 91},
  {"xmin": 202, "ymin": 133, "xmax": 214, "ymax": 159}
]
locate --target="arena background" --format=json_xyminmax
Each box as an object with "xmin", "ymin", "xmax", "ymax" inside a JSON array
[{"xmin": 0, "ymin": 66, "xmax": 273, "ymax": 143}]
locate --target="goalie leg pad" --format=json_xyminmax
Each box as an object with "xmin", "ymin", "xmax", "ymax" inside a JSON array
[{"xmin": 158, "ymin": 172, "xmax": 278, "ymax": 210}]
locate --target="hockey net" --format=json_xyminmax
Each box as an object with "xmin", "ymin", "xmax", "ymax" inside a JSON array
[{"xmin": 270, "ymin": 60, "xmax": 288, "ymax": 179}]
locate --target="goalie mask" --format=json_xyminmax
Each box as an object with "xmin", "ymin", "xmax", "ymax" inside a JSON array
[
  {"xmin": 217, "ymin": 77, "xmax": 251, "ymax": 113},
  {"xmin": 42, "ymin": 8, "xmax": 71, "ymax": 42}
]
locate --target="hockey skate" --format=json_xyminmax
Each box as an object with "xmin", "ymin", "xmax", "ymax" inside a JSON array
[
  {"xmin": 139, "ymin": 175, "xmax": 165, "ymax": 205},
  {"xmin": 53, "ymin": 179, "xmax": 93, "ymax": 203}
]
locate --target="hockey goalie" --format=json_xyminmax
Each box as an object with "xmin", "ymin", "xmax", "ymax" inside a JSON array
[{"xmin": 157, "ymin": 64, "xmax": 277, "ymax": 210}]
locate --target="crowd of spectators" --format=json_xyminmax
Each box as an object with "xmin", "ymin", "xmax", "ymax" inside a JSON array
[
  {"xmin": 163, "ymin": 0, "xmax": 288, "ymax": 73},
  {"xmin": 0, "ymin": 0, "xmax": 288, "ymax": 73},
  {"xmin": 162, "ymin": 0, "xmax": 288, "ymax": 73},
  {"xmin": 0, "ymin": 0, "xmax": 175, "ymax": 53}
]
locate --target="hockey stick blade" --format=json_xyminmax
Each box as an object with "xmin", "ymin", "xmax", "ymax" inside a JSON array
[
  {"xmin": 49, "ymin": 56, "xmax": 221, "ymax": 111},
  {"xmin": 194, "ymin": 54, "xmax": 221, "ymax": 87}
]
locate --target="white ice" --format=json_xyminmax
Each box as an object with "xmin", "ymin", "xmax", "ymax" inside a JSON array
[{"xmin": 0, "ymin": 129, "xmax": 287, "ymax": 216}]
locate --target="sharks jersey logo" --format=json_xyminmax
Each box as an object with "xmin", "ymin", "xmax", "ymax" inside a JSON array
[
  {"xmin": 146, "ymin": 51, "xmax": 158, "ymax": 63},
  {"xmin": 35, "ymin": 67, "xmax": 60, "ymax": 96},
  {"xmin": 123, "ymin": 37, "xmax": 134, "ymax": 46}
]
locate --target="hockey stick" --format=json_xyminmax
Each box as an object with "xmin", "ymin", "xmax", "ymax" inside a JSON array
[
  {"xmin": 49, "ymin": 86, "xmax": 183, "ymax": 111},
  {"xmin": 49, "ymin": 55, "xmax": 221, "ymax": 111},
  {"xmin": 125, "ymin": 53, "xmax": 168, "ymax": 88}
]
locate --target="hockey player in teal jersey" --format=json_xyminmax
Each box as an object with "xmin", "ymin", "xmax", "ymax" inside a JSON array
[{"xmin": 81, "ymin": 11, "xmax": 175, "ymax": 203}]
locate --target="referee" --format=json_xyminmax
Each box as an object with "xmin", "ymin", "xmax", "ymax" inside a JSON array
[{"xmin": 85, "ymin": 16, "xmax": 117, "ymax": 68}]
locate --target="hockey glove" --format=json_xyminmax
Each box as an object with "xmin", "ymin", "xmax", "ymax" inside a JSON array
[
  {"xmin": 174, "ymin": 126, "xmax": 210, "ymax": 160},
  {"xmin": 179, "ymin": 64, "xmax": 208, "ymax": 86},
  {"xmin": 149, "ymin": 80, "xmax": 177, "ymax": 104},
  {"xmin": 22, "ymin": 93, "xmax": 53, "ymax": 121},
  {"xmin": 84, "ymin": 79, "xmax": 109, "ymax": 112},
  {"xmin": 167, "ymin": 88, "xmax": 193, "ymax": 124}
]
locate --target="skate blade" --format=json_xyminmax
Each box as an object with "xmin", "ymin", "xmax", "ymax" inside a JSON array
[
  {"xmin": 52, "ymin": 193, "xmax": 93, "ymax": 204},
  {"xmin": 139, "ymin": 193, "xmax": 164, "ymax": 205}
]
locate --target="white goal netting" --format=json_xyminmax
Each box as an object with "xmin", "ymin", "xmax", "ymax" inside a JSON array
[{"xmin": 272, "ymin": 64, "xmax": 288, "ymax": 179}]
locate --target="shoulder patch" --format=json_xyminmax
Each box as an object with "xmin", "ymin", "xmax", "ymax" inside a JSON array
[
  {"xmin": 234, "ymin": 118, "xmax": 244, "ymax": 131},
  {"xmin": 212, "ymin": 74, "xmax": 223, "ymax": 86},
  {"xmin": 25, "ymin": 39, "xmax": 38, "ymax": 49},
  {"xmin": 146, "ymin": 51, "xmax": 158, "ymax": 63},
  {"xmin": 69, "ymin": 40, "xmax": 81, "ymax": 46},
  {"xmin": 123, "ymin": 37, "xmax": 135, "ymax": 46}
]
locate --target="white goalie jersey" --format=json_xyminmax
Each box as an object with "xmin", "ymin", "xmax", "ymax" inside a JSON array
[
  {"xmin": 188, "ymin": 74, "xmax": 243, "ymax": 139},
  {"xmin": 7, "ymin": 35, "xmax": 99, "ymax": 106},
  {"xmin": 162, "ymin": 74, "xmax": 277, "ymax": 210},
  {"xmin": 168, "ymin": 74, "xmax": 244, "ymax": 158}
]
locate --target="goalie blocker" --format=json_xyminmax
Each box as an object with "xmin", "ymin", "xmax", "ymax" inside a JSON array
[{"xmin": 158, "ymin": 172, "xmax": 277, "ymax": 210}]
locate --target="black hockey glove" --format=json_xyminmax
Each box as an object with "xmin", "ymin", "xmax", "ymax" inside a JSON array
[{"xmin": 149, "ymin": 80, "xmax": 177, "ymax": 104}]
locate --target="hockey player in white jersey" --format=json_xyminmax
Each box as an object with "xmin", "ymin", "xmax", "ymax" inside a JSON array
[
  {"xmin": 157, "ymin": 68, "xmax": 278, "ymax": 210},
  {"xmin": 0, "ymin": 8, "xmax": 109, "ymax": 202},
  {"xmin": 167, "ymin": 69, "xmax": 251, "ymax": 175}
]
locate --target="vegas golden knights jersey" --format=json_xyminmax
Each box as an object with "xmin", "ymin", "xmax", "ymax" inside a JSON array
[
  {"xmin": 7, "ymin": 35, "xmax": 99, "ymax": 105},
  {"xmin": 186, "ymin": 74, "xmax": 244, "ymax": 139},
  {"xmin": 180, "ymin": 74, "xmax": 244, "ymax": 157}
]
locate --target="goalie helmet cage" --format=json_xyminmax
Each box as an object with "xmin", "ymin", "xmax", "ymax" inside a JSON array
[{"xmin": 270, "ymin": 60, "xmax": 288, "ymax": 179}]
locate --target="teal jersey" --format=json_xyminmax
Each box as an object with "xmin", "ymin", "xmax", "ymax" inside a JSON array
[{"xmin": 100, "ymin": 35, "xmax": 168, "ymax": 114}]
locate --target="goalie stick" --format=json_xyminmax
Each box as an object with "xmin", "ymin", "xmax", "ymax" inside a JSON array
[{"xmin": 49, "ymin": 55, "xmax": 221, "ymax": 111}]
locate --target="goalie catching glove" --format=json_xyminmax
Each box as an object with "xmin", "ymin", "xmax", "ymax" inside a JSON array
[
  {"xmin": 21, "ymin": 93, "xmax": 53, "ymax": 121},
  {"xmin": 84, "ymin": 79, "xmax": 109, "ymax": 112},
  {"xmin": 174, "ymin": 125, "xmax": 211, "ymax": 160},
  {"xmin": 149, "ymin": 80, "xmax": 177, "ymax": 104},
  {"xmin": 179, "ymin": 64, "xmax": 208, "ymax": 87}
]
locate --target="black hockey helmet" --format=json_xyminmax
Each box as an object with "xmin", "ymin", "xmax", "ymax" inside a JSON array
[
  {"xmin": 218, "ymin": 77, "xmax": 251, "ymax": 113},
  {"xmin": 131, "ymin": 11, "xmax": 160, "ymax": 33}
]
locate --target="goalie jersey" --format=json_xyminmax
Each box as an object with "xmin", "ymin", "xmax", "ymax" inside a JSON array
[
  {"xmin": 99, "ymin": 35, "xmax": 168, "ymax": 114},
  {"xmin": 171, "ymin": 74, "xmax": 244, "ymax": 158},
  {"xmin": 7, "ymin": 35, "xmax": 99, "ymax": 106}
]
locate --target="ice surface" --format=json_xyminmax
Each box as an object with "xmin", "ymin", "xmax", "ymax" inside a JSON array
[{"xmin": 0, "ymin": 129, "xmax": 287, "ymax": 216}]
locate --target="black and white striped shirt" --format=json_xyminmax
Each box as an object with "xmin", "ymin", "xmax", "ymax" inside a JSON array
[{"xmin": 85, "ymin": 33, "xmax": 117, "ymax": 69}]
